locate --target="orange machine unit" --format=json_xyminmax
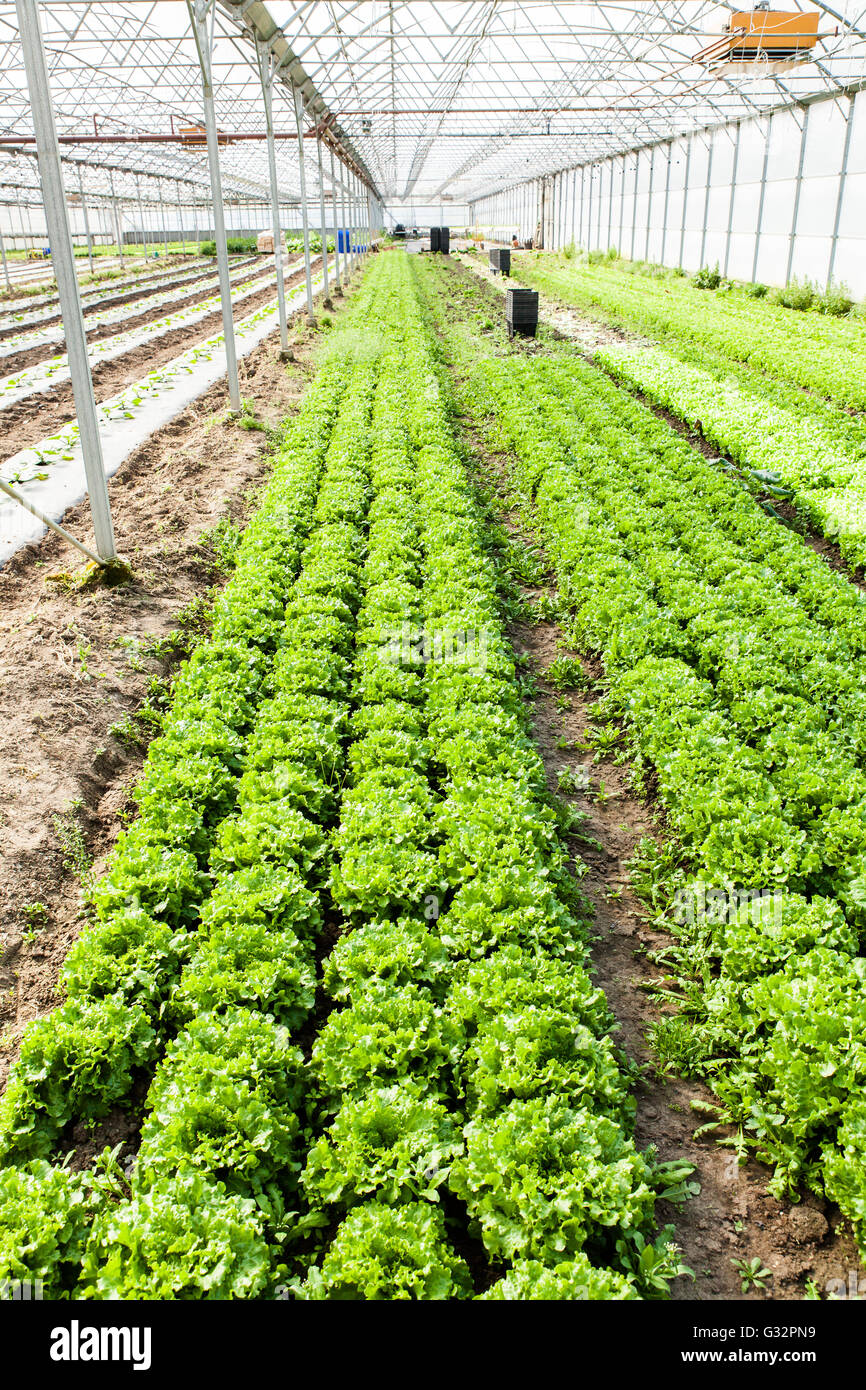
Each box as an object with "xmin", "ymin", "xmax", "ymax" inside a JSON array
[{"xmin": 696, "ymin": 9, "xmax": 824, "ymax": 65}]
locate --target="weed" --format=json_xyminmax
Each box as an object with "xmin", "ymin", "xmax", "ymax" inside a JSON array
[
  {"xmin": 732, "ymin": 1256, "xmax": 772, "ymax": 1293},
  {"xmin": 52, "ymin": 801, "xmax": 92, "ymax": 887}
]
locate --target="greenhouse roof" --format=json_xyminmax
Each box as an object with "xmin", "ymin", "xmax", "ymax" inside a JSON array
[{"xmin": 0, "ymin": 0, "xmax": 864, "ymax": 209}]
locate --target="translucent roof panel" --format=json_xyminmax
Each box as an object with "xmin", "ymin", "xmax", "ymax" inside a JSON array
[{"xmin": 0, "ymin": 1, "xmax": 864, "ymax": 208}]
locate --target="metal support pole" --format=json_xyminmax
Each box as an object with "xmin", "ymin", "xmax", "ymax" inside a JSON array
[
  {"xmin": 630, "ymin": 154, "xmax": 639, "ymax": 261},
  {"xmin": 328, "ymin": 144, "xmax": 342, "ymax": 294},
  {"xmin": 723, "ymin": 121, "xmax": 741, "ymax": 280},
  {"xmin": 314, "ymin": 131, "xmax": 331, "ymax": 306},
  {"xmin": 645, "ymin": 146, "xmax": 654, "ymax": 261},
  {"xmin": 618, "ymin": 153, "xmax": 626, "ymax": 253},
  {"xmin": 0, "ymin": 227, "xmax": 11, "ymax": 293},
  {"xmin": 160, "ymin": 182, "xmax": 169, "ymax": 258},
  {"xmin": 0, "ymin": 478, "xmax": 104, "ymax": 566},
  {"xmin": 135, "ymin": 174, "xmax": 148, "ymax": 258},
  {"xmin": 108, "ymin": 171, "xmax": 122, "ymax": 259},
  {"xmin": 679, "ymin": 135, "xmax": 691, "ymax": 270},
  {"xmin": 176, "ymin": 179, "xmax": 185, "ymax": 256},
  {"xmin": 660, "ymin": 142, "xmax": 672, "ymax": 265},
  {"xmin": 699, "ymin": 135, "xmax": 714, "ymax": 269},
  {"xmin": 292, "ymin": 86, "xmax": 317, "ymax": 325},
  {"xmin": 751, "ymin": 115, "xmax": 772, "ymax": 285},
  {"xmin": 339, "ymin": 161, "xmax": 352, "ymax": 275},
  {"xmin": 76, "ymin": 164, "xmax": 94, "ymax": 276},
  {"xmin": 15, "ymin": 0, "xmax": 116, "ymax": 562},
  {"xmin": 188, "ymin": 0, "xmax": 240, "ymax": 410},
  {"xmin": 255, "ymin": 38, "xmax": 289, "ymax": 352},
  {"xmin": 828, "ymin": 93, "xmax": 855, "ymax": 288},
  {"xmin": 786, "ymin": 106, "xmax": 809, "ymax": 286}
]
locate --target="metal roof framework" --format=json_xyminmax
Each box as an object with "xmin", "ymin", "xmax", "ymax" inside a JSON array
[{"xmin": 0, "ymin": 2, "xmax": 865, "ymax": 210}]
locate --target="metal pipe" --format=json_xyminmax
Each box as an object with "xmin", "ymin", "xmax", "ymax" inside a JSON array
[
  {"xmin": 76, "ymin": 163, "xmax": 94, "ymax": 276},
  {"xmin": 0, "ymin": 478, "xmax": 104, "ymax": 567},
  {"xmin": 293, "ymin": 86, "xmax": 317, "ymax": 324},
  {"xmin": 15, "ymin": 0, "xmax": 116, "ymax": 562},
  {"xmin": 751, "ymin": 115, "xmax": 772, "ymax": 285},
  {"xmin": 188, "ymin": 0, "xmax": 241, "ymax": 411},
  {"xmin": 0, "ymin": 227, "xmax": 10, "ymax": 293},
  {"xmin": 315, "ymin": 131, "xmax": 331, "ymax": 306},
  {"xmin": 786, "ymin": 106, "xmax": 810, "ymax": 286},
  {"xmin": 827, "ymin": 93, "xmax": 855, "ymax": 288},
  {"xmin": 723, "ymin": 121, "xmax": 741, "ymax": 279},
  {"xmin": 328, "ymin": 144, "xmax": 342, "ymax": 294},
  {"xmin": 255, "ymin": 38, "xmax": 289, "ymax": 352}
]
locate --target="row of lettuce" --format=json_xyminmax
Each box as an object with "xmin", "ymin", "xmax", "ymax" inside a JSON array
[
  {"xmin": 0, "ymin": 253, "xmax": 682, "ymax": 1301},
  {"xmin": 420, "ymin": 255, "xmax": 866, "ymax": 1246},
  {"xmin": 507, "ymin": 252, "xmax": 866, "ymax": 570}
]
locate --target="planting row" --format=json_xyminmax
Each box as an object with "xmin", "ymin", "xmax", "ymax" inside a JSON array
[
  {"xmin": 512, "ymin": 253, "xmax": 866, "ymax": 411},
  {"xmin": 0, "ymin": 255, "xmax": 272, "ymax": 362},
  {"xmin": 594, "ymin": 341, "xmax": 866, "ymax": 570},
  {"xmin": 0, "ymin": 256, "xmax": 256, "ymax": 339},
  {"xmin": 0, "ymin": 253, "xmax": 681, "ymax": 1300},
  {"xmin": 418, "ymin": 256, "xmax": 866, "ymax": 1247}
]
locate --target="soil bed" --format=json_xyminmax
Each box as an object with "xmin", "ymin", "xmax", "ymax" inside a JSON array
[
  {"xmin": 0, "ymin": 272, "xmax": 355, "ymax": 1092},
  {"xmin": 425, "ymin": 252, "xmax": 861, "ymax": 1301},
  {"xmin": 1, "ymin": 259, "xmax": 313, "ymax": 452}
]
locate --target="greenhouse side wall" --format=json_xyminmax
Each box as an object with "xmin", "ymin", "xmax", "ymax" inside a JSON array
[{"xmin": 468, "ymin": 83, "xmax": 866, "ymax": 297}]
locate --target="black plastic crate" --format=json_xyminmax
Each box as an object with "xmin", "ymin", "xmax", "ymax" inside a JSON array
[
  {"xmin": 490, "ymin": 247, "xmax": 510, "ymax": 275},
  {"xmin": 506, "ymin": 287, "xmax": 538, "ymax": 338},
  {"xmin": 430, "ymin": 226, "xmax": 440, "ymax": 252},
  {"xmin": 439, "ymin": 225, "xmax": 450, "ymax": 254}
]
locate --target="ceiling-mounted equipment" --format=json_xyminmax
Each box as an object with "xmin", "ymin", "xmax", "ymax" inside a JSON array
[{"xmin": 695, "ymin": 10, "xmax": 829, "ymax": 69}]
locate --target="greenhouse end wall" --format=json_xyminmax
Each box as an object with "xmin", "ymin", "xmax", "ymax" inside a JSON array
[{"xmin": 468, "ymin": 83, "xmax": 866, "ymax": 298}]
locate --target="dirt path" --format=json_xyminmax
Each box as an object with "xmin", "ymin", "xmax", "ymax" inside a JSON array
[
  {"xmin": 1, "ymin": 259, "xmax": 314, "ymax": 452},
  {"xmin": 0, "ymin": 271, "xmax": 357, "ymax": 1091},
  {"xmin": 425, "ymin": 256, "xmax": 861, "ymax": 1301}
]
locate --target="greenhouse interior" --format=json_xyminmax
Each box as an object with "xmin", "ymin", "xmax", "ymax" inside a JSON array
[{"xmin": 1, "ymin": 0, "xmax": 866, "ymax": 1337}]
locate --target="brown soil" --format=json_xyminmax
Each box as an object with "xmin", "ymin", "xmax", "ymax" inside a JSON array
[
  {"xmin": 1, "ymin": 259, "xmax": 316, "ymax": 452},
  {"xmin": 427, "ymin": 256, "xmax": 862, "ymax": 1300},
  {"xmin": 0, "ymin": 270, "xmax": 357, "ymax": 1094},
  {"xmin": 0, "ymin": 256, "xmax": 225, "ymax": 341}
]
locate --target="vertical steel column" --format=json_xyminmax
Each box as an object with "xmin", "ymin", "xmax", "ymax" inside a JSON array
[
  {"xmin": 15, "ymin": 0, "xmax": 116, "ymax": 562},
  {"xmin": 723, "ymin": 122, "xmax": 741, "ymax": 279},
  {"xmin": 135, "ymin": 175, "xmax": 148, "ymax": 257},
  {"xmin": 0, "ymin": 228, "xmax": 10, "ymax": 293},
  {"xmin": 187, "ymin": 0, "xmax": 240, "ymax": 410},
  {"xmin": 828, "ymin": 94, "xmax": 856, "ymax": 288},
  {"xmin": 679, "ymin": 135, "xmax": 692, "ymax": 269},
  {"xmin": 660, "ymin": 141, "xmax": 672, "ymax": 265},
  {"xmin": 645, "ymin": 146, "xmax": 654, "ymax": 261},
  {"xmin": 108, "ymin": 171, "xmax": 122, "ymax": 258},
  {"xmin": 339, "ymin": 160, "xmax": 352, "ymax": 275},
  {"xmin": 292, "ymin": 86, "xmax": 317, "ymax": 324},
  {"xmin": 606, "ymin": 159, "xmax": 614, "ymax": 250},
  {"xmin": 785, "ymin": 106, "xmax": 810, "ymax": 286},
  {"xmin": 314, "ymin": 129, "xmax": 331, "ymax": 305},
  {"xmin": 176, "ymin": 180, "xmax": 185, "ymax": 256},
  {"xmin": 630, "ymin": 153, "xmax": 639, "ymax": 261},
  {"xmin": 75, "ymin": 164, "xmax": 94, "ymax": 276},
  {"xmin": 751, "ymin": 114, "xmax": 772, "ymax": 285},
  {"xmin": 160, "ymin": 182, "xmax": 169, "ymax": 257},
  {"xmin": 699, "ymin": 134, "xmax": 714, "ymax": 269},
  {"xmin": 328, "ymin": 146, "xmax": 341, "ymax": 287},
  {"xmin": 586, "ymin": 167, "xmax": 593, "ymax": 251},
  {"xmin": 255, "ymin": 38, "xmax": 289, "ymax": 352},
  {"xmin": 618, "ymin": 153, "xmax": 626, "ymax": 253}
]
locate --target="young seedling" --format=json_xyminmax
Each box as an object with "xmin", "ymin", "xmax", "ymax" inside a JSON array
[{"xmin": 732, "ymin": 1256, "xmax": 772, "ymax": 1293}]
